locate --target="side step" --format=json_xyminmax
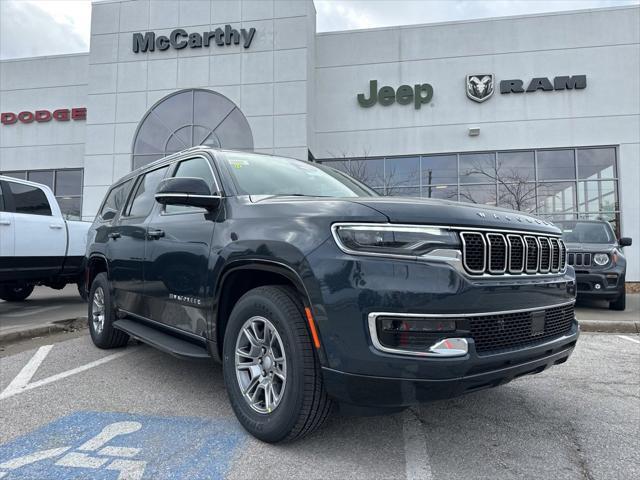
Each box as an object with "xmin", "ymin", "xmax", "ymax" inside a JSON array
[{"xmin": 113, "ymin": 319, "xmax": 211, "ymax": 361}]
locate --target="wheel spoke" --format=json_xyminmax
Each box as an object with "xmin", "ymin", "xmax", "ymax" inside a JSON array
[{"xmin": 235, "ymin": 316, "xmax": 287, "ymax": 414}]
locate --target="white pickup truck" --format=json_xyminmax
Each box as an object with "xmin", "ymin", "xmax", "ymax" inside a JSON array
[{"xmin": 0, "ymin": 175, "xmax": 91, "ymax": 302}]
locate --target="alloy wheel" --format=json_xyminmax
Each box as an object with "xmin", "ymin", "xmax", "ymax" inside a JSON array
[
  {"xmin": 91, "ymin": 286, "xmax": 105, "ymax": 335},
  {"xmin": 234, "ymin": 316, "xmax": 287, "ymax": 414}
]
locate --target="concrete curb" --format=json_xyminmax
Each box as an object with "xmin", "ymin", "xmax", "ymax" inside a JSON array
[
  {"xmin": 0, "ymin": 317, "xmax": 87, "ymax": 346},
  {"xmin": 578, "ymin": 320, "xmax": 640, "ymax": 334}
]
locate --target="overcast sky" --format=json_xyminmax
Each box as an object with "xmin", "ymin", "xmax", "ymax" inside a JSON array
[{"xmin": 1, "ymin": 0, "xmax": 638, "ymax": 59}]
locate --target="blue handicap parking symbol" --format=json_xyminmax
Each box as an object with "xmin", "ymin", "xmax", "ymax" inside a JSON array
[{"xmin": 0, "ymin": 412, "xmax": 246, "ymax": 479}]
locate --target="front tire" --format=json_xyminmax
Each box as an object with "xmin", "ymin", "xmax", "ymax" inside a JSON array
[
  {"xmin": 222, "ymin": 286, "xmax": 332, "ymax": 443},
  {"xmin": 88, "ymin": 273, "xmax": 129, "ymax": 348},
  {"xmin": 0, "ymin": 284, "xmax": 34, "ymax": 302}
]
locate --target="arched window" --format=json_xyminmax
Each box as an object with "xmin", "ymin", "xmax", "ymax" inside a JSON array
[{"xmin": 132, "ymin": 89, "xmax": 253, "ymax": 169}]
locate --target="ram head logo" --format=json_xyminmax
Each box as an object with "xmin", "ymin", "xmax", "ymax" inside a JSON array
[{"xmin": 466, "ymin": 74, "xmax": 494, "ymax": 103}]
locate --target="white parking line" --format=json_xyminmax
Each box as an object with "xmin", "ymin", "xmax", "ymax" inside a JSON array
[
  {"xmin": 5, "ymin": 306, "xmax": 62, "ymax": 318},
  {"xmin": 618, "ymin": 335, "xmax": 640, "ymax": 345},
  {"xmin": 403, "ymin": 409, "xmax": 433, "ymax": 480},
  {"xmin": 0, "ymin": 345, "xmax": 133, "ymax": 400}
]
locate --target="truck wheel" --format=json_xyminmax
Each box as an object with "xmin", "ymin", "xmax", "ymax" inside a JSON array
[
  {"xmin": 222, "ymin": 286, "xmax": 333, "ymax": 443},
  {"xmin": 88, "ymin": 273, "xmax": 129, "ymax": 349},
  {"xmin": 0, "ymin": 284, "xmax": 35, "ymax": 302},
  {"xmin": 609, "ymin": 285, "xmax": 626, "ymax": 311}
]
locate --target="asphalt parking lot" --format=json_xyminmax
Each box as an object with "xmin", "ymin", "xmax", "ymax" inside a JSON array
[{"xmin": 0, "ymin": 330, "xmax": 638, "ymax": 480}]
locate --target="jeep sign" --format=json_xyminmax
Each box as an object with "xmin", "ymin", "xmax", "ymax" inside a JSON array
[{"xmin": 357, "ymin": 80, "xmax": 434, "ymax": 109}]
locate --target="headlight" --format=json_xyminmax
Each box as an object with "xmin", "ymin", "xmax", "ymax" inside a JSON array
[
  {"xmin": 332, "ymin": 224, "xmax": 460, "ymax": 257},
  {"xmin": 593, "ymin": 253, "xmax": 609, "ymax": 266}
]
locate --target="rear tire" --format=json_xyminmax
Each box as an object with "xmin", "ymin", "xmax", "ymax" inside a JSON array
[
  {"xmin": 222, "ymin": 286, "xmax": 333, "ymax": 443},
  {"xmin": 88, "ymin": 273, "xmax": 129, "ymax": 348},
  {"xmin": 609, "ymin": 285, "xmax": 626, "ymax": 311},
  {"xmin": 0, "ymin": 284, "xmax": 34, "ymax": 302}
]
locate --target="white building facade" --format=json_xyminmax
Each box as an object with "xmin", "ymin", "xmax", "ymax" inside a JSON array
[{"xmin": 1, "ymin": 0, "xmax": 639, "ymax": 283}]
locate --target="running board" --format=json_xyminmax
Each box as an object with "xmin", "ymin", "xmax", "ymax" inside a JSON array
[{"xmin": 113, "ymin": 319, "xmax": 211, "ymax": 360}]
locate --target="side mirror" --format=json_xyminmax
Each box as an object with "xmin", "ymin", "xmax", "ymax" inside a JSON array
[
  {"xmin": 619, "ymin": 237, "xmax": 632, "ymax": 247},
  {"xmin": 155, "ymin": 177, "xmax": 221, "ymax": 210},
  {"xmin": 101, "ymin": 210, "xmax": 117, "ymax": 221}
]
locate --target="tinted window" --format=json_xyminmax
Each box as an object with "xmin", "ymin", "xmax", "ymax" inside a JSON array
[
  {"xmin": 99, "ymin": 179, "xmax": 133, "ymax": 219},
  {"xmin": 537, "ymin": 150, "xmax": 575, "ymax": 180},
  {"xmin": 165, "ymin": 157, "xmax": 216, "ymax": 214},
  {"xmin": 56, "ymin": 170, "xmax": 83, "ymax": 196},
  {"xmin": 459, "ymin": 153, "xmax": 495, "ymax": 184},
  {"xmin": 125, "ymin": 167, "xmax": 168, "ymax": 218},
  {"xmin": 0, "ymin": 183, "xmax": 4, "ymax": 211},
  {"xmin": 8, "ymin": 182, "xmax": 52, "ymax": 216},
  {"xmin": 28, "ymin": 170, "xmax": 54, "ymax": 190}
]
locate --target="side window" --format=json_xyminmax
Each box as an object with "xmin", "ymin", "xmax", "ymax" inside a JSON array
[
  {"xmin": 98, "ymin": 179, "xmax": 133, "ymax": 221},
  {"xmin": 0, "ymin": 183, "xmax": 5, "ymax": 211},
  {"xmin": 7, "ymin": 182, "xmax": 52, "ymax": 216},
  {"xmin": 165, "ymin": 157, "xmax": 217, "ymax": 214},
  {"xmin": 124, "ymin": 166, "xmax": 169, "ymax": 218}
]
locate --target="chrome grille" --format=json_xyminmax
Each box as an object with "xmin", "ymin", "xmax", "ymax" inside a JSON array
[
  {"xmin": 507, "ymin": 235, "xmax": 525, "ymax": 273},
  {"xmin": 487, "ymin": 233, "xmax": 507, "ymax": 273},
  {"xmin": 460, "ymin": 230, "xmax": 566, "ymax": 276}
]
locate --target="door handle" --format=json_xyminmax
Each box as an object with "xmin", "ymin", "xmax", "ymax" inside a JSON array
[
  {"xmin": 147, "ymin": 228, "xmax": 165, "ymax": 239},
  {"xmin": 0, "ymin": 220, "xmax": 10, "ymax": 226},
  {"xmin": 108, "ymin": 232, "xmax": 121, "ymax": 239},
  {"xmin": 49, "ymin": 224, "xmax": 63, "ymax": 229}
]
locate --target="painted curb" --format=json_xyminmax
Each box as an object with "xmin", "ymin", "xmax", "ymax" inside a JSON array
[
  {"xmin": 578, "ymin": 320, "xmax": 640, "ymax": 334},
  {"xmin": 0, "ymin": 318, "xmax": 87, "ymax": 346}
]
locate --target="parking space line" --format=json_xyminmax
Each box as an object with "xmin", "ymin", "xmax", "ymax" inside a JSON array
[
  {"xmin": 0, "ymin": 345, "xmax": 53, "ymax": 400},
  {"xmin": 5, "ymin": 306, "xmax": 62, "ymax": 318},
  {"xmin": 618, "ymin": 335, "xmax": 640, "ymax": 345},
  {"xmin": 0, "ymin": 346, "xmax": 133, "ymax": 401},
  {"xmin": 402, "ymin": 409, "xmax": 433, "ymax": 480}
]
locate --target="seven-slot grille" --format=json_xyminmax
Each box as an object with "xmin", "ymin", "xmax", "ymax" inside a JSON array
[
  {"xmin": 567, "ymin": 252, "xmax": 592, "ymax": 267},
  {"xmin": 460, "ymin": 231, "xmax": 566, "ymax": 276},
  {"xmin": 469, "ymin": 303, "xmax": 575, "ymax": 354}
]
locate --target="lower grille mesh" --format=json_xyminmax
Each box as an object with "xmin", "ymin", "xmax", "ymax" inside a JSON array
[{"xmin": 469, "ymin": 303, "xmax": 575, "ymax": 354}]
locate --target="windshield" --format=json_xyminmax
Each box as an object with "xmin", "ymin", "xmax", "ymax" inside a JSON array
[
  {"xmin": 221, "ymin": 152, "xmax": 376, "ymax": 198},
  {"xmin": 558, "ymin": 221, "xmax": 615, "ymax": 244}
]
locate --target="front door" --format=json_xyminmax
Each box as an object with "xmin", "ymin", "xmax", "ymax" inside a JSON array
[
  {"xmin": 0, "ymin": 182, "xmax": 16, "ymax": 281},
  {"xmin": 4, "ymin": 180, "xmax": 66, "ymax": 280},
  {"xmin": 143, "ymin": 156, "xmax": 220, "ymax": 335},
  {"xmin": 107, "ymin": 165, "xmax": 169, "ymax": 316}
]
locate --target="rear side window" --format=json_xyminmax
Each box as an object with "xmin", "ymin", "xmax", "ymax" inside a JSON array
[
  {"xmin": 0, "ymin": 183, "xmax": 5, "ymax": 211},
  {"xmin": 99, "ymin": 179, "xmax": 133, "ymax": 220},
  {"xmin": 124, "ymin": 166, "xmax": 169, "ymax": 218},
  {"xmin": 7, "ymin": 182, "xmax": 52, "ymax": 216}
]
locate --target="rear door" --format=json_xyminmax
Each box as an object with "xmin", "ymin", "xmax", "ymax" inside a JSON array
[
  {"xmin": 107, "ymin": 166, "xmax": 169, "ymax": 316},
  {"xmin": 0, "ymin": 182, "xmax": 16, "ymax": 280},
  {"xmin": 4, "ymin": 180, "xmax": 66, "ymax": 280},
  {"xmin": 143, "ymin": 156, "xmax": 220, "ymax": 335}
]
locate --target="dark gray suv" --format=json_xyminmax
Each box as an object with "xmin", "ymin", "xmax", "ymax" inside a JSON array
[{"xmin": 557, "ymin": 220, "xmax": 632, "ymax": 310}]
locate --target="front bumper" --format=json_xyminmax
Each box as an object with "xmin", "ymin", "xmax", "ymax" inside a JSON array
[
  {"xmin": 305, "ymin": 239, "xmax": 579, "ymax": 407},
  {"xmin": 575, "ymin": 272, "xmax": 623, "ymax": 299},
  {"xmin": 323, "ymin": 320, "xmax": 579, "ymax": 408}
]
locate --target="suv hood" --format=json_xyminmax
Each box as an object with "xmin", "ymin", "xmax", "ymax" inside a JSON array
[
  {"xmin": 564, "ymin": 242, "xmax": 616, "ymax": 252},
  {"xmin": 348, "ymin": 197, "xmax": 560, "ymax": 234}
]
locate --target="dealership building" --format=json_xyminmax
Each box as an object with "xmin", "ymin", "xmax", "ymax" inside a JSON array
[{"xmin": 0, "ymin": 0, "xmax": 639, "ymax": 283}]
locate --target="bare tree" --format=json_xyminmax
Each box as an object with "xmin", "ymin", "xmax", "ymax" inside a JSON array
[{"xmin": 461, "ymin": 159, "xmax": 537, "ymax": 212}]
